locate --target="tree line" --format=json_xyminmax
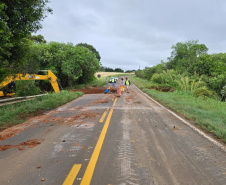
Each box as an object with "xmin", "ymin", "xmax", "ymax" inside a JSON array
[
  {"xmin": 99, "ymin": 66, "xmax": 135, "ymax": 73},
  {"xmin": 99, "ymin": 66, "xmax": 124, "ymax": 73},
  {"xmin": 136, "ymin": 40, "xmax": 226, "ymax": 98}
]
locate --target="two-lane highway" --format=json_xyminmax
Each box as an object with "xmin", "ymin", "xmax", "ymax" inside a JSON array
[{"xmin": 0, "ymin": 79, "xmax": 226, "ymax": 185}]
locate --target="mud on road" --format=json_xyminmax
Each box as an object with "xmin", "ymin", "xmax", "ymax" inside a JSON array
[{"xmin": 70, "ymin": 85, "xmax": 117, "ymax": 94}]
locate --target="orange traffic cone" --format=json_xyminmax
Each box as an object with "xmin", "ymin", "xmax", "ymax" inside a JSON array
[{"xmin": 117, "ymin": 87, "xmax": 121, "ymax": 97}]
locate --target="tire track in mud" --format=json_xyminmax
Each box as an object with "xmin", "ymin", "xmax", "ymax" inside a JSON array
[
  {"xmin": 117, "ymin": 93, "xmax": 156, "ymax": 185},
  {"xmin": 116, "ymin": 110, "xmax": 140, "ymax": 185}
]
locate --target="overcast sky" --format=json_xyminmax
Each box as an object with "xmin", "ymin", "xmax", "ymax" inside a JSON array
[{"xmin": 37, "ymin": 0, "xmax": 226, "ymax": 71}]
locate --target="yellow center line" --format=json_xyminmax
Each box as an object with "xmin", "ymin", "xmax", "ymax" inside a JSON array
[
  {"xmin": 99, "ymin": 108, "xmax": 109, "ymax": 123},
  {"xmin": 80, "ymin": 98, "xmax": 117, "ymax": 185},
  {"xmin": 113, "ymin": 97, "xmax": 117, "ymax": 107},
  {"xmin": 62, "ymin": 98, "xmax": 117, "ymax": 185},
  {"xmin": 62, "ymin": 164, "xmax": 82, "ymax": 185}
]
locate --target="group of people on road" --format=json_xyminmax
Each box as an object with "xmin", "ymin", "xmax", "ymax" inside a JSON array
[
  {"xmin": 120, "ymin": 77, "xmax": 130, "ymax": 93},
  {"xmin": 105, "ymin": 77, "xmax": 130, "ymax": 93}
]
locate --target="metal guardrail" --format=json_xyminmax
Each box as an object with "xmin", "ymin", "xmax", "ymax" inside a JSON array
[{"xmin": 0, "ymin": 94, "xmax": 47, "ymax": 104}]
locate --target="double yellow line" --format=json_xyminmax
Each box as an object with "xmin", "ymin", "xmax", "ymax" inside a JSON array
[
  {"xmin": 63, "ymin": 164, "xmax": 81, "ymax": 185},
  {"xmin": 63, "ymin": 98, "xmax": 117, "ymax": 185}
]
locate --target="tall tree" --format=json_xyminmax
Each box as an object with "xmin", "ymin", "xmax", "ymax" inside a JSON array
[
  {"xmin": 0, "ymin": 3, "xmax": 12, "ymax": 61},
  {"xmin": 105, "ymin": 67, "xmax": 114, "ymax": 72},
  {"xmin": 28, "ymin": 34, "xmax": 47, "ymax": 44},
  {"xmin": 76, "ymin": 43, "xmax": 101, "ymax": 61},
  {"xmin": 0, "ymin": 0, "xmax": 52, "ymax": 73},
  {"xmin": 167, "ymin": 40, "xmax": 208, "ymax": 74},
  {"xmin": 115, "ymin": 68, "xmax": 124, "ymax": 72}
]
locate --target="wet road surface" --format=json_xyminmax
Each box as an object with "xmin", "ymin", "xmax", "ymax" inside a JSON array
[{"xmin": 0, "ymin": 80, "xmax": 226, "ymax": 185}]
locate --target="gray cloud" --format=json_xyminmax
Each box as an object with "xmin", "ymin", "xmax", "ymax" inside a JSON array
[{"xmin": 37, "ymin": 0, "xmax": 226, "ymax": 71}]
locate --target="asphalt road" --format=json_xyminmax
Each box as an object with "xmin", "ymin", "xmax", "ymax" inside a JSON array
[{"xmin": 0, "ymin": 80, "xmax": 226, "ymax": 185}]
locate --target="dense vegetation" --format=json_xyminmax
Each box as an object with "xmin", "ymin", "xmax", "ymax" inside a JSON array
[
  {"xmin": 0, "ymin": 1, "xmax": 101, "ymax": 94},
  {"xmin": 27, "ymin": 41, "xmax": 100, "ymax": 87},
  {"xmin": 0, "ymin": 0, "xmax": 52, "ymax": 73},
  {"xmin": 135, "ymin": 40, "xmax": 226, "ymax": 100}
]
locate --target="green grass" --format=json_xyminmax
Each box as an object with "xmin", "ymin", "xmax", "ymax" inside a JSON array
[
  {"xmin": 0, "ymin": 91, "xmax": 83, "ymax": 129},
  {"xmin": 130, "ymin": 76, "xmax": 226, "ymax": 142},
  {"xmin": 114, "ymin": 73, "xmax": 134, "ymax": 77},
  {"xmin": 88, "ymin": 77, "xmax": 106, "ymax": 87}
]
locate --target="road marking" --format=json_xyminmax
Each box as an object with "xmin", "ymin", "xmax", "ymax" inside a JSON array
[
  {"xmin": 63, "ymin": 98, "xmax": 117, "ymax": 185},
  {"xmin": 99, "ymin": 108, "xmax": 109, "ymax": 122},
  {"xmin": 113, "ymin": 97, "xmax": 117, "ymax": 107},
  {"xmin": 80, "ymin": 107, "xmax": 115, "ymax": 185},
  {"xmin": 62, "ymin": 164, "xmax": 81, "ymax": 185}
]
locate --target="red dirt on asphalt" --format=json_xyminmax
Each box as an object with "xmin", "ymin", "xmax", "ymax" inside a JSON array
[
  {"xmin": 71, "ymin": 86, "xmax": 117, "ymax": 94},
  {"xmin": 0, "ymin": 139, "xmax": 41, "ymax": 151}
]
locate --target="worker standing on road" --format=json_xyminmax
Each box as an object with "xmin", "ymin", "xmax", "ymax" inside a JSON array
[
  {"xmin": 105, "ymin": 78, "xmax": 108, "ymax": 87},
  {"xmin": 112, "ymin": 78, "xmax": 115, "ymax": 87},
  {"xmin": 120, "ymin": 78, "xmax": 125, "ymax": 92},
  {"xmin": 125, "ymin": 77, "xmax": 130, "ymax": 93}
]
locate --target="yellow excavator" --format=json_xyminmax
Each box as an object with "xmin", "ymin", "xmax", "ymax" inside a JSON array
[{"xmin": 0, "ymin": 70, "xmax": 62, "ymax": 97}]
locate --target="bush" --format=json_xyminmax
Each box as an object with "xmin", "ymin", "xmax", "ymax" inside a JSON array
[
  {"xmin": 193, "ymin": 87, "xmax": 214, "ymax": 98},
  {"xmin": 15, "ymin": 81, "xmax": 41, "ymax": 96},
  {"xmin": 151, "ymin": 73, "xmax": 164, "ymax": 84},
  {"xmin": 151, "ymin": 70, "xmax": 210, "ymax": 94},
  {"xmin": 221, "ymin": 84, "xmax": 226, "ymax": 101},
  {"xmin": 207, "ymin": 74, "xmax": 226, "ymax": 94},
  {"xmin": 175, "ymin": 77, "xmax": 206, "ymax": 92},
  {"xmin": 151, "ymin": 70, "xmax": 180, "ymax": 87}
]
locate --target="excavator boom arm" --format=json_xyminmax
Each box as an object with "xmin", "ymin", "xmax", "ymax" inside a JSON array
[{"xmin": 0, "ymin": 70, "xmax": 60, "ymax": 96}]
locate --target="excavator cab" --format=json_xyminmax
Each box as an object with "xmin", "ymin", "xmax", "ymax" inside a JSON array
[{"xmin": 1, "ymin": 82, "xmax": 16, "ymax": 96}]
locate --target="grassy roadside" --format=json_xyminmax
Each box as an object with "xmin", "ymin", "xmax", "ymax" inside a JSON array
[
  {"xmin": 0, "ymin": 91, "xmax": 83, "ymax": 130},
  {"xmin": 130, "ymin": 76, "xmax": 226, "ymax": 142}
]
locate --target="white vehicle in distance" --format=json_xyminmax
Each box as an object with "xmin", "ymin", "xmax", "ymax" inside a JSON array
[{"xmin": 109, "ymin": 77, "xmax": 118, "ymax": 83}]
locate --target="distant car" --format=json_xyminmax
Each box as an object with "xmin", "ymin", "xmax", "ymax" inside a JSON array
[{"xmin": 109, "ymin": 77, "xmax": 118, "ymax": 83}]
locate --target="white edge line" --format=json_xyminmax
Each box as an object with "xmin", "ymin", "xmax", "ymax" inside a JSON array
[{"xmin": 132, "ymin": 82, "xmax": 226, "ymax": 152}]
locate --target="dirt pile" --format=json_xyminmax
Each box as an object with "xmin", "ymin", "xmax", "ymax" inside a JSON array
[
  {"xmin": 71, "ymin": 86, "xmax": 117, "ymax": 94},
  {"xmin": 149, "ymin": 86, "xmax": 175, "ymax": 92}
]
